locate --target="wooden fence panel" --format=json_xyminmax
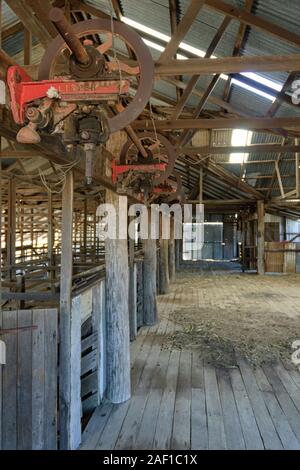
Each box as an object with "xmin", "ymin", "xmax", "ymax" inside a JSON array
[
  {"xmin": 265, "ymin": 242, "xmax": 297, "ymax": 273},
  {"xmin": 265, "ymin": 242, "xmax": 283, "ymax": 273},
  {"xmin": 283, "ymin": 243, "xmax": 296, "ymax": 273},
  {"xmin": 1, "ymin": 309, "xmax": 58, "ymax": 450}
]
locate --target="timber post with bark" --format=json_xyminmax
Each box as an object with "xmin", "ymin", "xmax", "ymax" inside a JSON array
[{"xmin": 105, "ymin": 131, "xmax": 131, "ymax": 404}]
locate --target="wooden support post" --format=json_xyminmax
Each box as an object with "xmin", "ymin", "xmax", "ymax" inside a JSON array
[
  {"xmin": 30, "ymin": 208, "xmax": 34, "ymax": 259},
  {"xmin": 7, "ymin": 178, "xmax": 16, "ymax": 283},
  {"xmin": 105, "ymin": 190, "xmax": 131, "ymax": 404},
  {"xmin": 129, "ymin": 233, "xmax": 137, "ymax": 340},
  {"xmin": 143, "ymin": 229, "xmax": 158, "ymax": 326},
  {"xmin": 20, "ymin": 203, "xmax": 24, "ymax": 260},
  {"xmin": 59, "ymin": 171, "xmax": 74, "ymax": 450},
  {"xmin": 296, "ymin": 138, "xmax": 300, "ymax": 198},
  {"xmin": 275, "ymin": 161, "xmax": 285, "ymax": 198},
  {"xmin": 168, "ymin": 218, "xmax": 176, "ymax": 281},
  {"xmin": 159, "ymin": 214, "xmax": 170, "ymax": 294},
  {"xmin": 257, "ymin": 200, "xmax": 265, "ymax": 275},
  {"xmin": 48, "ymin": 192, "xmax": 55, "ymax": 291},
  {"xmin": 93, "ymin": 209, "xmax": 97, "ymax": 258},
  {"xmin": 175, "ymin": 238, "xmax": 181, "ymax": 270},
  {"xmin": 83, "ymin": 199, "xmax": 88, "ymax": 262}
]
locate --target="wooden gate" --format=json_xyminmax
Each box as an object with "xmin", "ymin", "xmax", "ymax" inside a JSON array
[{"xmin": 0, "ymin": 309, "xmax": 58, "ymax": 450}]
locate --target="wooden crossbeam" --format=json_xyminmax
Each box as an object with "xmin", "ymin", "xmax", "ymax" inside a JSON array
[
  {"xmin": 132, "ymin": 117, "xmax": 300, "ymax": 131},
  {"xmin": 155, "ymin": 54, "xmax": 300, "ymax": 75},
  {"xmin": 206, "ymin": 0, "xmax": 300, "ymax": 48},
  {"xmin": 179, "ymin": 75, "xmax": 220, "ymax": 147},
  {"xmin": 171, "ymin": 16, "xmax": 231, "ymax": 119},
  {"xmin": 223, "ymin": 0, "xmax": 254, "ymax": 103},
  {"xmin": 157, "ymin": 0, "xmax": 205, "ymax": 63},
  {"xmin": 25, "ymin": 0, "xmax": 58, "ymax": 38},
  {"xmin": 181, "ymin": 144, "xmax": 300, "ymax": 155},
  {"xmin": 5, "ymin": 0, "xmax": 51, "ymax": 49}
]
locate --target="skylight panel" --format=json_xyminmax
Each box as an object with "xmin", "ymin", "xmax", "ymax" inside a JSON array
[
  {"xmin": 230, "ymin": 129, "xmax": 253, "ymax": 164},
  {"xmin": 122, "ymin": 17, "xmax": 282, "ymax": 102}
]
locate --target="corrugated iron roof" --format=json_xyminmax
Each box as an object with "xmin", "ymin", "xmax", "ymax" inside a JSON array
[{"xmin": 1, "ymin": 0, "xmax": 300, "ymax": 203}]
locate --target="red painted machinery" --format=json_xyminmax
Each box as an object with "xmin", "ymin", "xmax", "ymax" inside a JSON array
[
  {"xmin": 7, "ymin": 8, "xmax": 154, "ymax": 185},
  {"xmin": 113, "ymin": 132, "xmax": 178, "ymax": 200}
]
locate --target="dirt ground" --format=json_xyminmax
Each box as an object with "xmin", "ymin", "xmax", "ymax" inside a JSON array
[{"xmin": 162, "ymin": 269, "xmax": 300, "ymax": 367}]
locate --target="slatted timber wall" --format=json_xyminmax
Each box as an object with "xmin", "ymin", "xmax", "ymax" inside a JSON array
[
  {"xmin": 0, "ymin": 309, "xmax": 58, "ymax": 450},
  {"xmin": 265, "ymin": 242, "xmax": 297, "ymax": 273},
  {"xmin": 69, "ymin": 279, "xmax": 106, "ymax": 449}
]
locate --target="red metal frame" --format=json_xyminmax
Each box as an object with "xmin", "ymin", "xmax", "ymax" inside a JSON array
[
  {"xmin": 112, "ymin": 160, "xmax": 166, "ymax": 184},
  {"xmin": 153, "ymin": 185, "xmax": 177, "ymax": 194},
  {"xmin": 7, "ymin": 65, "xmax": 130, "ymax": 125}
]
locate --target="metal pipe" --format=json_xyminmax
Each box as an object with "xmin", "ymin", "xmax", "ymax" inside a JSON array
[
  {"xmin": 115, "ymin": 103, "xmax": 148, "ymax": 158},
  {"xmin": 49, "ymin": 8, "xmax": 90, "ymax": 65}
]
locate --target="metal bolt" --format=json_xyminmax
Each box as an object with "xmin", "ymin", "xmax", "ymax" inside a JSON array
[{"xmin": 81, "ymin": 131, "xmax": 90, "ymax": 140}]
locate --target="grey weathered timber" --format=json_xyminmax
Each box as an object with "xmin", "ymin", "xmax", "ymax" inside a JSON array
[
  {"xmin": 1, "ymin": 309, "xmax": 58, "ymax": 450},
  {"xmin": 136, "ymin": 261, "xmax": 144, "ymax": 327},
  {"xmin": 257, "ymin": 200, "xmax": 265, "ymax": 275},
  {"xmin": 168, "ymin": 219, "xmax": 176, "ymax": 281},
  {"xmin": 229, "ymin": 368, "xmax": 264, "ymax": 449},
  {"xmin": 59, "ymin": 170, "xmax": 75, "ymax": 450},
  {"xmin": 159, "ymin": 239, "xmax": 169, "ymax": 294},
  {"xmin": 70, "ymin": 295, "xmax": 82, "ymax": 449},
  {"xmin": 204, "ymin": 364, "xmax": 227, "ymax": 450},
  {"xmin": 216, "ymin": 368, "xmax": 246, "ymax": 450},
  {"xmin": 171, "ymin": 350, "xmax": 192, "ymax": 449},
  {"xmin": 44, "ymin": 308, "xmax": 58, "ymax": 450},
  {"xmin": 7, "ymin": 178, "xmax": 16, "ymax": 283},
  {"xmin": 191, "ymin": 352, "xmax": 208, "ymax": 450},
  {"xmin": 2, "ymin": 311, "xmax": 17, "ymax": 449},
  {"xmin": 129, "ymin": 236, "xmax": 137, "ymax": 339},
  {"xmin": 143, "ymin": 238, "xmax": 157, "ymax": 326},
  {"xmin": 237, "ymin": 357, "xmax": 282, "ymax": 449},
  {"xmin": 80, "ymin": 270, "xmax": 300, "ymax": 450},
  {"xmin": 175, "ymin": 239, "xmax": 181, "ymax": 270},
  {"xmin": 105, "ymin": 190, "xmax": 131, "ymax": 404},
  {"xmin": 17, "ymin": 310, "xmax": 33, "ymax": 450},
  {"xmin": 92, "ymin": 280, "xmax": 107, "ymax": 402}
]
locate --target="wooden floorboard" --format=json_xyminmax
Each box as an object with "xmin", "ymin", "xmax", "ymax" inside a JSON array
[
  {"xmin": 217, "ymin": 368, "xmax": 246, "ymax": 450},
  {"xmin": 81, "ymin": 268, "xmax": 300, "ymax": 451}
]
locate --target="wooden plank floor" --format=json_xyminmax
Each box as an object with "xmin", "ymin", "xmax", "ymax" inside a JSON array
[{"xmin": 81, "ymin": 267, "xmax": 300, "ymax": 450}]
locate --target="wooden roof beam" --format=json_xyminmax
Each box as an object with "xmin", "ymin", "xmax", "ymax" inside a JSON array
[
  {"xmin": 155, "ymin": 54, "xmax": 300, "ymax": 75},
  {"xmin": 181, "ymin": 143, "xmax": 300, "ymax": 155},
  {"xmin": 223, "ymin": 0, "xmax": 254, "ymax": 103},
  {"xmin": 133, "ymin": 117, "xmax": 300, "ymax": 131},
  {"xmin": 205, "ymin": 0, "xmax": 300, "ymax": 49},
  {"xmin": 5, "ymin": 1, "xmax": 51, "ymax": 49},
  {"xmin": 171, "ymin": 16, "xmax": 231, "ymax": 119},
  {"xmin": 157, "ymin": 0, "xmax": 206, "ymax": 63}
]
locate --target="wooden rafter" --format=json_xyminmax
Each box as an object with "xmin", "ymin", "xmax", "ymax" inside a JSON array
[
  {"xmin": 171, "ymin": 16, "xmax": 231, "ymax": 119},
  {"xmin": 155, "ymin": 54, "xmax": 300, "ymax": 75},
  {"xmin": 132, "ymin": 117, "xmax": 300, "ymax": 131},
  {"xmin": 5, "ymin": 0, "xmax": 51, "ymax": 48},
  {"xmin": 205, "ymin": 0, "xmax": 300, "ymax": 49},
  {"xmin": 223, "ymin": 0, "xmax": 254, "ymax": 103},
  {"xmin": 157, "ymin": 0, "xmax": 205, "ymax": 63}
]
